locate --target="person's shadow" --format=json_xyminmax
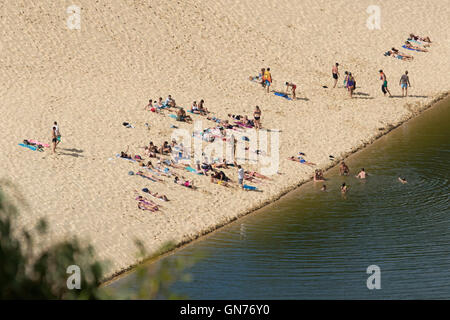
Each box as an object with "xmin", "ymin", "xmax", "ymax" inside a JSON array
[{"xmin": 59, "ymin": 148, "xmax": 84, "ymax": 158}]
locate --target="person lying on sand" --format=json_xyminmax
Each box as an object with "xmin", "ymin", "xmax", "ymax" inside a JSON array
[
  {"xmin": 245, "ymin": 170, "xmax": 270, "ymax": 180},
  {"xmin": 404, "ymin": 41, "xmax": 428, "ymax": 52},
  {"xmin": 409, "ymin": 33, "xmax": 431, "ymax": 43},
  {"xmin": 339, "ymin": 161, "xmax": 350, "ymax": 176},
  {"xmin": 385, "ymin": 49, "xmax": 414, "ymax": 61},
  {"xmin": 356, "ymin": 168, "xmax": 368, "ymax": 179},
  {"xmin": 288, "ymin": 156, "xmax": 316, "ymax": 166},
  {"xmin": 398, "ymin": 177, "xmax": 408, "ymax": 184},
  {"xmin": 314, "ymin": 169, "xmax": 325, "ymax": 182},
  {"xmin": 174, "ymin": 176, "xmax": 195, "ymax": 188},
  {"xmin": 142, "ymin": 188, "xmax": 169, "ymax": 201}
]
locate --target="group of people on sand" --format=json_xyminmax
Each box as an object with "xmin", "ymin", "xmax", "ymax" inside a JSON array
[{"xmin": 332, "ymin": 63, "xmax": 357, "ymax": 98}]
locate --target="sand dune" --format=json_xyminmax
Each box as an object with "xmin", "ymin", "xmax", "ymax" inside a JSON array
[{"xmin": 1, "ymin": 0, "xmax": 449, "ymax": 278}]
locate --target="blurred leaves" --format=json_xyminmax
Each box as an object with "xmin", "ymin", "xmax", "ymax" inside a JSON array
[{"xmin": 0, "ymin": 183, "xmax": 201, "ymax": 299}]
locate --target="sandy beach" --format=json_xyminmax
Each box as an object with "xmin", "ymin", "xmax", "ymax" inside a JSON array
[{"xmin": 1, "ymin": 0, "xmax": 449, "ymax": 279}]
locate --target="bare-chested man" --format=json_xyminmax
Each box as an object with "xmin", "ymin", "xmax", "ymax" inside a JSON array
[
  {"xmin": 339, "ymin": 161, "xmax": 350, "ymax": 176},
  {"xmin": 332, "ymin": 63, "xmax": 340, "ymax": 88},
  {"xmin": 356, "ymin": 168, "xmax": 367, "ymax": 179}
]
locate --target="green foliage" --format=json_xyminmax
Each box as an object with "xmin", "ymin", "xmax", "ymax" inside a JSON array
[{"xmin": 0, "ymin": 183, "xmax": 200, "ymax": 299}]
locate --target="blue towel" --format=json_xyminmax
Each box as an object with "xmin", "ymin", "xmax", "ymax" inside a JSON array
[
  {"xmin": 18, "ymin": 143, "xmax": 37, "ymax": 151},
  {"xmin": 169, "ymin": 114, "xmax": 177, "ymax": 119},
  {"xmin": 243, "ymin": 184, "xmax": 257, "ymax": 190},
  {"xmin": 274, "ymin": 92, "xmax": 292, "ymax": 100},
  {"xmin": 402, "ymin": 45, "xmax": 419, "ymax": 52}
]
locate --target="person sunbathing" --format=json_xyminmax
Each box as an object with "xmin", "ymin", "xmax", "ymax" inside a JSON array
[
  {"xmin": 245, "ymin": 171, "xmax": 270, "ymax": 180},
  {"xmin": 404, "ymin": 41, "xmax": 428, "ymax": 52},
  {"xmin": 386, "ymin": 49, "xmax": 414, "ymax": 61},
  {"xmin": 197, "ymin": 99, "xmax": 209, "ymax": 114},
  {"xmin": 174, "ymin": 176, "xmax": 194, "ymax": 188},
  {"xmin": 143, "ymin": 188, "xmax": 169, "ymax": 201},
  {"xmin": 138, "ymin": 201, "xmax": 158, "ymax": 212},
  {"xmin": 197, "ymin": 161, "xmax": 212, "ymax": 175},
  {"xmin": 314, "ymin": 169, "xmax": 325, "ymax": 182},
  {"xmin": 190, "ymin": 101, "xmax": 201, "ymax": 114},
  {"xmin": 288, "ymin": 156, "xmax": 316, "ymax": 166},
  {"xmin": 409, "ymin": 33, "xmax": 431, "ymax": 43},
  {"xmin": 210, "ymin": 170, "xmax": 230, "ymax": 184},
  {"xmin": 120, "ymin": 146, "xmax": 132, "ymax": 159},
  {"xmin": 176, "ymin": 108, "xmax": 193, "ymax": 123}
]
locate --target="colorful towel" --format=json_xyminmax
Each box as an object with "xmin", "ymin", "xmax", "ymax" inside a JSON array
[
  {"xmin": 274, "ymin": 92, "xmax": 292, "ymax": 100},
  {"xmin": 18, "ymin": 143, "xmax": 37, "ymax": 151}
]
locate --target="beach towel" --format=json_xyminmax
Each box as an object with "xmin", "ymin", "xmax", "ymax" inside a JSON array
[
  {"xmin": 186, "ymin": 166, "xmax": 202, "ymax": 175},
  {"xmin": 169, "ymin": 114, "xmax": 177, "ymax": 119},
  {"xmin": 18, "ymin": 143, "xmax": 37, "ymax": 151},
  {"xmin": 274, "ymin": 92, "xmax": 292, "ymax": 100},
  {"xmin": 243, "ymin": 184, "xmax": 257, "ymax": 191},
  {"xmin": 402, "ymin": 45, "xmax": 420, "ymax": 52},
  {"xmin": 235, "ymin": 121, "xmax": 253, "ymax": 129}
]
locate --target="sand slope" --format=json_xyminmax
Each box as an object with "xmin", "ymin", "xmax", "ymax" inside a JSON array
[{"xmin": 1, "ymin": 0, "xmax": 449, "ymax": 277}]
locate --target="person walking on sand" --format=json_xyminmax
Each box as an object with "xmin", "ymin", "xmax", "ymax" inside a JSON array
[
  {"xmin": 51, "ymin": 126, "xmax": 58, "ymax": 154},
  {"xmin": 263, "ymin": 68, "xmax": 272, "ymax": 93},
  {"xmin": 379, "ymin": 70, "xmax": 392, "ymax": 97},
  {"xmin": 332, "ymin": 63, "xmax": 340, "ymax": 88},
  {"xmin": 254, "ymin": 106, "xmax": 262, "ymax": 129},
  {"xmin": 356, "ymin": 168, "xmax": 367, "ymax": 179},
  {"xmin": 53, "ymin": 121, "xmax": 61, "ymax": 145},
  {"xmin": 285, "ymin": 82, "xmax": 297, "ymax": 100},
  {"xmin": 399, "ymin": 71, "xmax": 411, "ymax": 97}
]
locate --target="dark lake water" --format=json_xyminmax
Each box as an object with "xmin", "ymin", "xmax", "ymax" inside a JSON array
[{"xmin": 112, "ymin": 97, "xmax": 449, "ymax": 299}]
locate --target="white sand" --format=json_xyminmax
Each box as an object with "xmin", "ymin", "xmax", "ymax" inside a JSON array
[{"xmin": 1, "ymin": 0, "xmax": 450, "ymax": 279}]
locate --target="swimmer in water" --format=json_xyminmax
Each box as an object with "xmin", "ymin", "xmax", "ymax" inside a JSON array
[
  {"xmin": 339, "ymin": 161, "xmax": 350, "ymax": 176},
  {"xmin": 341, "ymin": 182, "xmax": 348, "ymax": 193},
  {"xmin": 356, "ymin": 168, "xmax": 367, "ymax": 179},
  {"xmin": 398, "ymin": 177, "xmax": 407, "ymax": 184},
  {"xmin": 321, "ymin": 184, "xmax": 327, "ymax": 191}
]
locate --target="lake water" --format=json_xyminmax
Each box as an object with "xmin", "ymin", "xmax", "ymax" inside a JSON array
[{"xmin": 113, "ymin": 97, "xmax": 449, "ymax": 299}]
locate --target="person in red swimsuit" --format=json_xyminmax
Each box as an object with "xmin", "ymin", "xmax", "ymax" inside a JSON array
[{"xmin": 285, "ymin": 82, "xmax": 297, "ymax": 100}]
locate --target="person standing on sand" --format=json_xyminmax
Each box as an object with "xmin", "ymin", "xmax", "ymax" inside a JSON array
[
  {"xmin": 379, "ymin": 70, "xmax": 392, "ymax": 97},
  {"xmin": 260, "ymin": 68, "xmax": 266, "ymax": 88},
  {"xmin": 285, "ymin": 82, "xmax": 297, "ymax": 100},
  {"xmin": 332, "ymin": 63, "xmax": 340, "ymax": 88},
  {"xmin": 238, "ymin": 165, "xmax": 244, "ymax": 188},
  {"xmin": 51, "ymin": 126, "xmax": 58, "ymax": 154},
  {"xmin": 253, "ymin": 106, "xmax": 262, "ymax": 129},
  {"xmin": 399, "ymin": 71, "xmax": 411, "ymax": 97},
  {"xmin": 347, "ymin": 73, "xmax": 355, "ymax": 98},
  {"xmin": 263, "ymin": 68, "xmax": 272, "ymax": 93},
  {"xmin": 54, "ymin": 121, "xmax": 61, "ymax": 145}
]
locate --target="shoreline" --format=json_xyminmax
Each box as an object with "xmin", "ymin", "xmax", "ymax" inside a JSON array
[
  {"xmin": 103, "ymin": 92, "xmax": 450, "ymax": 285},
  {"xmin": 2, "ymin": 1, "xmax": 450, "ymax": 288}
]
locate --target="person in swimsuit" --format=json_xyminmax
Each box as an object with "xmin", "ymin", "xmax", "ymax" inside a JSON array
[
  {"xmin": 343, "ymin": 71, "xmax": 349, "ymax": 88},
  {"xmin": 399, "ymin": 71, "xmax": 411, "ymax": 97},
  {"xmin": 332, "ymin": 63, "xmax": 340, "ymax": 88},
  {"xmin": 53, "ymin": 121, "xmax": 61, "ymax": 145},
  {"xmin": 260, "ymin": 68, "xmax": 266, "ymax": 87},
  {"xmin": 285, "ymin": 82, "xmax": 297, "ymax": 100},
  {"xmin": 264, "ymin": 68, "xmax": 272, "ymax": 93},
  {"xmin": 356, "ymin": 168, "xmax": 367, "ymax": 179},
  {"xmin": 347, "ymin": 73, "xmax": 355, "ymax": 98},
  {"xmin": 253, "ymin": 106, "xmax": 262, "ymax": 129},
  {"xmin": 404, "ymin": 41, "xmax": 428, "ymax": 52},
  {"xmin": 398, "ymin": 177, "xmax": 407, "ymax": 184},
  {"xmin": 51, "ymin": 126, "xmax": 57, "ymax": 154},
  {"xmin": 314, "ymin": 169, "xmax": 325, "ymax": 182},
  {"xmin": 341, "ymin": 182, "xmax": 348, "ymax": 193},
  {"xmin": 339, "ymin": 161, "xmax": 350, "ymax": 176},
  {"xmin": 379, "ymin": 70, "xmax": 392, "ymax": 97},
  {"xmin": 321, "ymin": 184, "xmax": 327, "ymax": 191},
  {"xmin": 145, "ymin": 99, "xmax": 153, "ymax": 111}
]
